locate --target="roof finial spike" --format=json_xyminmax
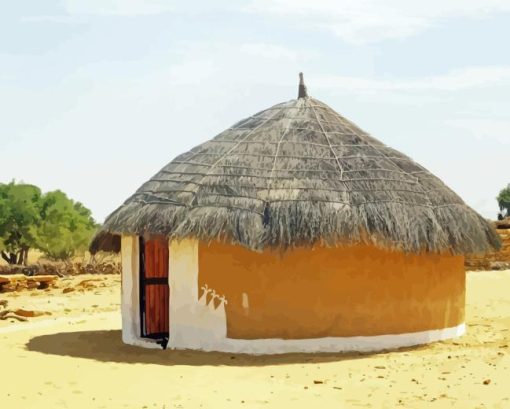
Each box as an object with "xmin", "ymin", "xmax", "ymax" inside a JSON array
[{"xmin": 298, "ymin": 72, "xmax": 308, "ymax": 99}]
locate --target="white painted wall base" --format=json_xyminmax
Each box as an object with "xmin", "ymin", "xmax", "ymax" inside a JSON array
[
  {"xmin": 125, "ymin": 337, "xmax": 161, "ymax": 349},
  {"xmin": 165, "ymin": 323, "xmax": 465, "ymax": 355}
]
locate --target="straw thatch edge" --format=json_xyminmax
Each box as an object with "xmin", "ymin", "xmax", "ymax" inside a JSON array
[{"xmin": 90, "ymin": 200, "xmax": 501, "ymax": 255}]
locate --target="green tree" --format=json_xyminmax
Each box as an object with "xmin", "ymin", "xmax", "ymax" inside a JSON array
[
  {"xmin": 36, "ymin": 190, "xmax": 98, "ymax": 260},
  {"xmin": 0, "ymin": 182, "xmax": 98, "ymax": 264},
  {"xmin": 497, "ymin": 185, "xmax": 510, "ymax": 217},
  {"xmin": 0, "ymin": 182, "xmax": 42, "ymax": 265}
]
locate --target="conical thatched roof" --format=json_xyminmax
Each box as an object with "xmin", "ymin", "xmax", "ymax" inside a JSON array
[{"xmin": 91, "ymin": 74, "xmax": 500, "ymax": 255}]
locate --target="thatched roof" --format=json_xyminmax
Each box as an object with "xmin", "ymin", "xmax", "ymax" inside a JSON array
[{"xmin": 91, "ymin": 74, "xmax": 500, "ymax": 255}]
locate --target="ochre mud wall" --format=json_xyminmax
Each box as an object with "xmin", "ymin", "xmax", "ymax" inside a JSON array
[{"xmin": 198, "ymin": 242, "xmax": 465, "ymax": 339}]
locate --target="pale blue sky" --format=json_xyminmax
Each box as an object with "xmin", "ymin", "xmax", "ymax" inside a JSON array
[{"xmin": 1, "ymin": 1, "xmax": 509, "ymax": 222}]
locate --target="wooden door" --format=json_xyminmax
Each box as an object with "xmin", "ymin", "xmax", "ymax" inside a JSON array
[{"xmin": 140, "ymin": 237, "xmax": 169, "ymax": 339}]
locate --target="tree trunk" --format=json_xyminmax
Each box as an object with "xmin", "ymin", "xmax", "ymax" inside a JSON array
[
  {"xmin": 16, "ymin": 248, "xmax": 29, "ymax": 266},
  {"xmin": 1, "ymin": 250, "xmax": 23, "ymax": 265},
  {"xmin": 24, "ymin": 248, "xmax": 29, "ymax": 266}
]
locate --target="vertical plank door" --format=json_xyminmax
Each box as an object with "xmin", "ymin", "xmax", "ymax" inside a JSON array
[{"xmin": 141, "ymin": 237, "xmax": 169, "ymax": 338}]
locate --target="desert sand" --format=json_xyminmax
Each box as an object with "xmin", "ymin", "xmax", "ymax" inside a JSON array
[{"xmin": 1, "ymin": 270, "xmax": 509, "ymax": 409}]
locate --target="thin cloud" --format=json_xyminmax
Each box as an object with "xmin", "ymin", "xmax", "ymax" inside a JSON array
[
  {"xmin": 240, "ymin": 43, "xmax": 316, "ymax": 61},
  {"xmin": 62, "ymin": 0, "xmax": 175, "ymax": 16},
  {"xmin": 310, "ymin": 66, "xmax": 510, "ymax": 92},
  {"xmin": 244, "ymin": 0, "xmax": 510, "ymax": 43},
  {"xmin": 447, "ymin": 118, "xmax": 510, "ymax": 145},
  {"xmin": 60, "ymin": 0, "xmax": 237, "ymax": 16},
  {"xmin": 20, "ymin": 15, "xmax": 84, "ymax": 24}
]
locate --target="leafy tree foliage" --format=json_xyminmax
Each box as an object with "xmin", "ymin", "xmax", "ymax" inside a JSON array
[
  {"xmin": 0, "ymin": 182, "xmax": 97, "ymax": 264},
  {"xmin": 36, "ymin": 190, "xmax": 97, "ymax": 260},
  {"xmin": 0, "ymin": 182, "xmax": 41, "ymax": 265},
  {"xmin": 497, "ymin": 185, "xmax": 510, "ymax": 218}
]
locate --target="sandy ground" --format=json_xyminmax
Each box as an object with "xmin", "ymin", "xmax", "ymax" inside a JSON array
[{"xmin": 1, "ymin": 271, "xmax": 509, "ymax": 409}]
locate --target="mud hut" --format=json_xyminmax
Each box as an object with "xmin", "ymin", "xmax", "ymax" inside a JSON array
[{"xmin": 91, "ymin": 74, "xmax": 500, "ymax": 353}]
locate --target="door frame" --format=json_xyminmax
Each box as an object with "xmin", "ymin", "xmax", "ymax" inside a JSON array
[{"xmin": 139, "ymin": 236, "xmax": 170, "ymax": 343}]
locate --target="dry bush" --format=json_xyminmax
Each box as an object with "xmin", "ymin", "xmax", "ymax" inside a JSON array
[{"xmin": 0, "ymin": 252, "xmax": 120, "ymax": 277}]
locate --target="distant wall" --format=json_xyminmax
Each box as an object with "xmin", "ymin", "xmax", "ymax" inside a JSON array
[
  {"xmin": 199, "ymin": 242, "xmax": 465, "ymax": 339},
  {"xmin": 465, "ymin": 226, "xmax": 510, "ymax": 270}
]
